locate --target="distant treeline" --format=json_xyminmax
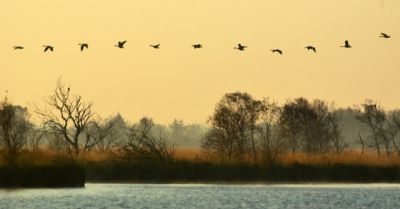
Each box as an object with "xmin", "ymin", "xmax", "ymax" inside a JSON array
[
  {"xmin": 0, "ymin": 79, "xmax": 400, "ymax": 165},
  {"xmin": 1, "ymin": 79, "xmax": 400, "ymax": 185},
  {"xmin": 202, "ymin": 93, "xmax": 400, "ymax": 164}
]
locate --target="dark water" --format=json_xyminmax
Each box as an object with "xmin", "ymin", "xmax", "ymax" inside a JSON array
[{"xmin": 1, "ymin": 183, "xmax": 400, "ymax": 209}]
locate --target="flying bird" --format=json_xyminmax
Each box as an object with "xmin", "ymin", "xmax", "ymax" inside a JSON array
[
  {"xmin": 79, "ymin": 43, "xmax": 89, "ymax": 51},
  {"xmin": 13, "ymin": 46, "xmax": 24, "ymax": 50},
  {"xmin": 271, "ymin": 49, "xmax": 283, "ymax": 54},
  {"xmin": 43, "ymin": 45, "xmax": 54, "ymax": 52},
  {"xmin": 115, "ymin": 41, "xmax": 127, "ymax": 48},
  {"xmin": 192, "ymin": 44, "xmax": 202, "ymax": 49},
  {"xmin": 341, "ymin": 40, "xmax": 352, "ymax": 48},
  {"xmin": 234, "ymin": 43, "xmax": 247, "ymax": 51},
  {"xmin": 379, "ymin": 33, "xmax": 391, "ymax": 38},
  {"xmin": 149, "ymin": 44, "xmax": 160, "ymax": 49},
  {"xmin": 305, "ymin": 46, "xmax": 316, "ymax": 53}
]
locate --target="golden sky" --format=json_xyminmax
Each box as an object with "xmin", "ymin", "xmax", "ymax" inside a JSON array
[{"xmin": 0, "ymin": 0, "xmax": 399, "ymax": 123}]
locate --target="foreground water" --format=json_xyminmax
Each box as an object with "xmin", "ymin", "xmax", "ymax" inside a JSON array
[{"xmin": 1, "ymin": 183, "xmax": 400, "ymax": 209}]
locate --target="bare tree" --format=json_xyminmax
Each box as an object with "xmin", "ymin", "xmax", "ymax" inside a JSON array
[
  {"xmin": 96, "ymin": 113, "xmax": 129, "ymax": 152},
  {"xmin": 328, "ymin": 110, "xmax": 347, "ymax": 154},
  {"xmin": 0, "ymin": 97, "xmax": 32, "ymax": 165},
  {"xmin": 118, "ymin": 117, "xmax": 176, "ymax": 163},
  {"xmin": 202, "ymin": 92, "xmax": 264, "ymax": 163},
  {"xmin": 47, "ymin": 132, "xmax": 69, "ymax": 152},
  {"xmin": 355, "ymin": 100, "xmax": 399, "ymax": 156},
  {"xmin": 202, "ymin": 128, "xmax": 232, "ymax": 162},
  {"xmin": 278, "ymin": 98, "xmax": 306, "ymax": 154},
  {"xmin": 84, "ymin": 117, "xmax": 115, "ymax": 153},
  {"xmin": 27, "ymin": 127, "xmax": 47, "ymax": 152},
  {"xmin": 355, "ymin": 102, "xmax": 382, "ymax": 156},
  {"xmin": 36, "ymin": 79, "xmax": 94, "ymax": 155},
  {"xmin": 387, "ymin": 110, "xmax": 400, "ymax": 156},
  {"xmin": 357, "ymin": 132, "xmax": 365, "ymax": 155},
  {"xmin": 256, "ymin": 99, "xmax": 287, "ymax": 163},
  {"xmin": 279, "ymin": 98, "xmax": 345, "ymax": 154}
]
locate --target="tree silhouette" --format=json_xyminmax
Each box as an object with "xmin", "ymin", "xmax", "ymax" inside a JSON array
[
  {"xmin": 0, "ymin": 97, "xmax": 32, "ymax": 165},
  {"xmin": 83, "ymin": 117, "xmax": 115, "ymax": 153},
  {"xmin": 118, "ymin": 117, "xmax": 176, "ymax": 163},
  {"xmin": 36, "ymin": 79, "xmax": 94, "ymax": 156},
  {"xmin": 356, "ymin": 100, "xmax": 400, "ymax": 156},
  {"xmin": 256, "ymin": 99, "xmax": 287, "ymax": 163},
  {"xmin": 202, "ymin": 92, "xmax": 264, "ymax": 162},
  {"xmin": 279, "ymin": 98, "xmax": 345, "ymax": 154}
]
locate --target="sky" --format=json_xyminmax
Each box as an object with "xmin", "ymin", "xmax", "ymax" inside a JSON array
[{"xmin": 0, "ymin": 0, "xmax": 399, "ymax": 124}]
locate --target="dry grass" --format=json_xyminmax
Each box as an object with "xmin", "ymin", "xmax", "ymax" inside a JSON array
[
  {"xmin": 174, "ymin": 148, "xmax": 203, "ymax": 161},
  {"xmin": 279, "ymin": 151, "xmax": 400, "ymax": 167},
  {"xmin": 76, "ymin": 151, "xmax": 114, "ymax": 162},
  {"xmin": 173, "ymin": 149, "xmax": 400, "ymax": 167},
  {"xmin": 2, "ymin": 148, "xmax": 399, "ymax": 167},
  {"xmin": 2, "ymin": 149, "xmax": 114, "ymax": 166},
  {"xmin": 18, "ymin": 150, "xmax": 66, "ymax": 165}
]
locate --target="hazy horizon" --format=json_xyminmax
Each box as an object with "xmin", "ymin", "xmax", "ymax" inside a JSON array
[{"xmin": 1, "ymin": 0, "xmax": 399, "ymax": 124}]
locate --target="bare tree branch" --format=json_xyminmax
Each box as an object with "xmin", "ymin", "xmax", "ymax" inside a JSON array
[{"xmin": 35, "ymin": 79, "xmax": 94, "ymax": 155}]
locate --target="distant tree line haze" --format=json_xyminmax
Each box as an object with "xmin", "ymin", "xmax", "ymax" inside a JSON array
[{"xmin": 1, "ymin": 79, "xmax": 399, "ymax": 165}]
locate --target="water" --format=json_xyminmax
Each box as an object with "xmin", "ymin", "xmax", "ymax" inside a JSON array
[{"xmin": 1, "ymin": 183, "xmax": 400, "ymax": 209}]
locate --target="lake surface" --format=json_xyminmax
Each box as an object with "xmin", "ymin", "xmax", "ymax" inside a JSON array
[{"xmin": 1, "ymin": 183, "xmax": 400, "ymax": 209}]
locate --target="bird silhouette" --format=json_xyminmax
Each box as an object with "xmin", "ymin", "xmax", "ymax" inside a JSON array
[
  {"xmin": 79, "ymin": 43, "xmax": 89, "ymax": 51},
  {"xmin": 379, "ymin": 33, "xmax": 391, "ymax": 38},
  {"xmin": 13, "ymin": 46, "xmax": 24, "ymax": 50},
  {"xmin": 192, "ymin": 44, "xmax": 202, "ymax": 49},
  {"xmin": 43, "ymin": 45, "xmax": 54, "ymax": 52},
  {"xmin": 341, "ymin": 40, "xmax": 352, "ymax": 48},
  {"xmin": 149, "ymin": 44, "xmax": 160, "ymax": 49},
  {"xmin": 305, "ymin": 46, "xmax": 316, "ymax": 53},
  {"xmin": 234, "ymin": 43, "xmax": 247, "ymax": 51},
  {"xmin": 115, "ymin": 41, "xmax": 127, "ymax": 48},
  {"xmin": 271, "ymin": 49, "xmax": 283, "ymax": 54}
]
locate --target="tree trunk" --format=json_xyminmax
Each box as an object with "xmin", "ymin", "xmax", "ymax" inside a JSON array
[{"xmin": 358, "ymin": 132, "xmax": 365, "ymax": 155}]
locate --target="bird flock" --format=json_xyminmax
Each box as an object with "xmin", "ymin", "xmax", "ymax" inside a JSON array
[{"xmin": 11, "ymin": 33, "xmax": 392, "ymax": 55}]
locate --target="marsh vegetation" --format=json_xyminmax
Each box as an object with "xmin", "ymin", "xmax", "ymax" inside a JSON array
[{"xmin": 1, "ymin": 79, "xmax": 400, "ymax": 186}]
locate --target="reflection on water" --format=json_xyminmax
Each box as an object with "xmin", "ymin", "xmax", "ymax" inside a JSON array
[{"xmin": 1, "ymin": 183, "xmax": 400, "ymax": 209}]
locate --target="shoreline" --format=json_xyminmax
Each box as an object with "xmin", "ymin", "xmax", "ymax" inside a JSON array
[
  {"xmin": 85, "ymin": 181, "xmax": 400, "ymax": 186},
  {"xmin": 0, "ymin": 164, "xmax": 85, "ymax": 189}
]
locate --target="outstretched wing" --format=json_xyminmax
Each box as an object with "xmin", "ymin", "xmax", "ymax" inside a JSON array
[{"xmin": 272, "ymin": 49, "xmax": 282, "ymax": 54}]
